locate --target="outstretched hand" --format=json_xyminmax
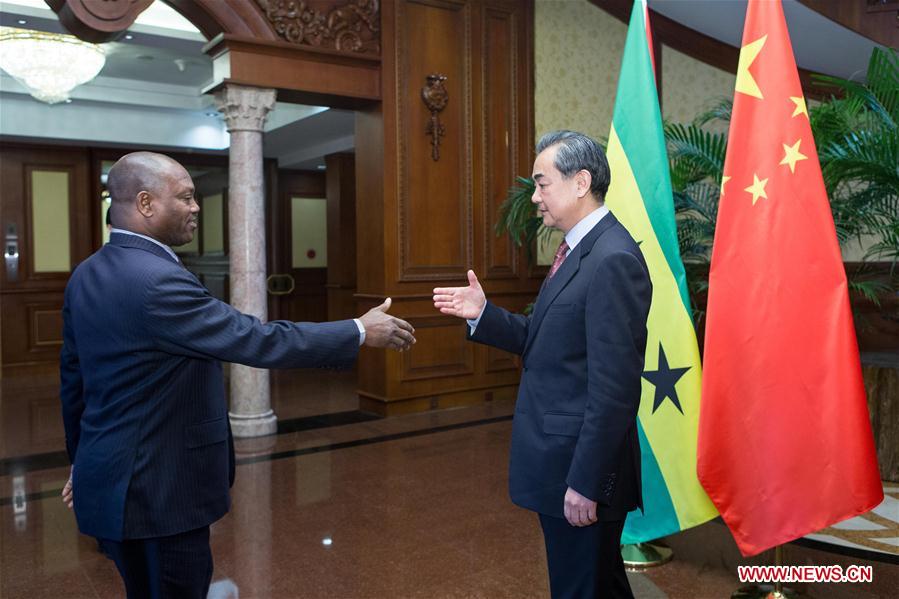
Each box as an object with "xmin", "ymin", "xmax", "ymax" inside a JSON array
[
  {"xmin": 433, "ymin": 270, "xmax": 486, "ymax": 320},
  {"xmin": 359, "ymin": 298, "xmax": 416, "ymax": 351}
]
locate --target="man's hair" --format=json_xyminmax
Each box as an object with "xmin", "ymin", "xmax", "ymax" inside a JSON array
[
  {"xmin": 105, "ymin": 152, "xmax": 175, "ymax": 205},
  {"xmin": 535, "ymin": 130, "xmax": 610, "ymax": 201}
]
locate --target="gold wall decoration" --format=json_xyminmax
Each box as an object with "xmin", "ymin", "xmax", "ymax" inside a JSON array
[
  {"xmin": 255, "ymin": 0, "xmax": 380, "ymax": 55},
  {"xmin": 421, "ymin": 73, "xmax": 448, "ymax": 161}
]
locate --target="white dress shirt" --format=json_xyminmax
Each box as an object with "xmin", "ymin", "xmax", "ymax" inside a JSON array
[{"xmin": 467, "ymin": 205, "xmax": 610, "ymax": 333}]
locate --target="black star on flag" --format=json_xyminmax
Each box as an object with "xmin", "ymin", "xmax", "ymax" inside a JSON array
[{"xmin": 642, "ymin": 343, "xmax": 691, "ymax": 415}]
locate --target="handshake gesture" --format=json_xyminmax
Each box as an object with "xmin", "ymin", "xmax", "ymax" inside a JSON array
[
  {"xmin": 358, "ymin": 298, "xmax": 417, "ymax": 351},
  {"xmin": 432, "ymin": 270, "xmax": 486, "ymax": 320},
  {"xmin": 359, "ymin": 270, "xmax": 486, "ymax": 352}
]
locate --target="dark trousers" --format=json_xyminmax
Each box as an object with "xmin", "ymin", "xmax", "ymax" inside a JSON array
[
  {"xmin": 101, "ymin": 526, "xmax": 213, "ymax": 599},
  {"xmin": 538, "ymin": 514, "xmax": 633, "ymax": 599}
]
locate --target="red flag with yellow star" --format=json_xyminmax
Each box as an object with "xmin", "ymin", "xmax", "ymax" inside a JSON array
[{"xmin": 697, "ymin": 0, "xmax": 882, "ymax": 557}]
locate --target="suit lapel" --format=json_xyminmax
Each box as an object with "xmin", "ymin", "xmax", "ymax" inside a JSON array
[{"xmin": 522, "ymin": 213, "xmax": 620, "ymax": 358}]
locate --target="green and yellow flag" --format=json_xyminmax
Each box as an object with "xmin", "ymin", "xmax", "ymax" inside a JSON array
[{"xmin": 604, "ymin": 0, "xmax": 717, "ymax": 544}]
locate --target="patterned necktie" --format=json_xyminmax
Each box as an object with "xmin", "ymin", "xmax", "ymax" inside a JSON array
[{"xmin": 548, "ymin": 240, "xmax": 569, "ymax": 279}]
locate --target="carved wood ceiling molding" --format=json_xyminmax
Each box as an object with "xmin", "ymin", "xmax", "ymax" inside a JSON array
[
  {"xmin": 46, "ymin": 0, "xmax": 154, "ymax": 43},
  {"xmin": 254, "ymin": 0, "xmax": 381, "ymax": 56}
]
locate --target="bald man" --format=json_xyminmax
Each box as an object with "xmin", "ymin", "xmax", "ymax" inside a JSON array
[{"xmin": 59, "ymin": 152, "xmax": 415, "ymax": 598}]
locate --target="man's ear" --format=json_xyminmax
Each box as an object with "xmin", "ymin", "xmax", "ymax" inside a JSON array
[
  {"xmin": 576, "ymin": 170, "xmax": 592, "ymax": 198},
  {"xmin": 136, "ymin": 191, "xmax": 153, "ymax": 218}
]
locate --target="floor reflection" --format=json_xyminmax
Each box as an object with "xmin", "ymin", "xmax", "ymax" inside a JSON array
[{"xmin": 2, "ymin": 366, "xmax": 897, "ymax": 598}]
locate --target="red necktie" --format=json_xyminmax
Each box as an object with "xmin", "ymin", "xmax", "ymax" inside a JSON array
[{"xmin": 548, "ymin": 240, "xmax": 569, "ymax": 279}]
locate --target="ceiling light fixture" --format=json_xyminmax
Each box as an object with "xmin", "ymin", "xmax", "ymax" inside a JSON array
[{"xmin": 0, "ymin": 27, "xmax": 106, "ymax": 104}]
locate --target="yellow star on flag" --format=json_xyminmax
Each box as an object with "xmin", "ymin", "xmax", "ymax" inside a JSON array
[
  {"xmin": 735, "ymin": 35, "xmax": 767, "ymax": 99},
  {"xmin": 790, "ymin": 96, "xmax": 808, "ymax": 119},
  {"xmin": 780, "ymin": 139, "xmax": 808, "ymax": 173},
  {"xmin": 744, "ymin": 174, "xmax": 769, "ymax": 205},
  {"xmin": 720, "ymin": 176, "xmax": 731, "ymax": 196}
]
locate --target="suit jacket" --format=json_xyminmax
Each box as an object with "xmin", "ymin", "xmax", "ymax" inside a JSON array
[
  {"xmin": 469, "ymin": 213, "xmax": 651, "ymax": 520},
  {"xmin": 60, "ymin": 233, "xmax": 360, "ymax": 541}
]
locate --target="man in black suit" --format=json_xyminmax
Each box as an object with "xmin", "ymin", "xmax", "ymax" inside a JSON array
[
  {"xmin": 434, "ymin": 131, "xmax": 651, "ymax": 598},
  {"xmin": 60, "ymin": 152, "xmax": 415, "ymax": 598}
]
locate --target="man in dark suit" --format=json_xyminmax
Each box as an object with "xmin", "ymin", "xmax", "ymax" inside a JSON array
[
  {"xmin": 434, "ymin": 131, "xmax": 651, "ymax": 598},
  {"xmin": 60, "ymin": 152, "xmax": 415, "ymax": 598}
]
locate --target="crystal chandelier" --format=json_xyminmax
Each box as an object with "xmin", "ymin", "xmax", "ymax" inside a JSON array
[{"xmin": 0, "ymin": 27, "xmax": 106, "ymax": 104}]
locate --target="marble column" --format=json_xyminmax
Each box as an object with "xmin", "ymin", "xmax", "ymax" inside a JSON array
[
  {"xmin": 230, "ymin": 436, "xmax": 276, "ymax": 593},
  {"xmin": 215, "ymin": 84, "xmax": 277, "ymax": 438}
]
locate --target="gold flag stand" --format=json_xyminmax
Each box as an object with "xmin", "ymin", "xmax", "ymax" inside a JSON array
[
  {"xmin": 621, "ymin": 542, "xmax": 674, "ymax": 571},
  {"xmin": 731, "ymin": 546, "xmax": 800, "ymax": 598}
]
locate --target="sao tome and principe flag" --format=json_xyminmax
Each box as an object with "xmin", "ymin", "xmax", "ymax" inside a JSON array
[
  {"xmin": 603, "ymin": 0, "xmax": 718, "ymax": 544},
  {"xmin": 697, "ymin": 0, "xmax": 883, "ymax": 556}
]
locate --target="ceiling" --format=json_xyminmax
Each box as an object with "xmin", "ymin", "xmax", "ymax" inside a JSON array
[
  {"xmin": 648, "ymin": 0, "xmax": 884, "ymax": 81},
  {"xmin": 0, "ymin": 0, "xmax": 354, "ymax": 170}
]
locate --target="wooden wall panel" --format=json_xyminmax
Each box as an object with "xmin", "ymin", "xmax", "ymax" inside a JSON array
[
  {"xmin": 482, "ymin": 4, "xmax": 519, "ymax": 280},
  {"xmin": 355, "ymin": 107, "xmax": 387, "ymax": 295},
  {"xmin": 31, "ymin": 306, "xmax": 64, "ymax": 347},
  {"xmin": 1, "ymin": 292, "xmax": 65, "ymax": 365},
  {"xmin": 326, "ymin": 153, "xmax": 358, "ymax": 321},
  {"xmin": 355, "ymin": 0, "xmax": 536, "ymax": 415},
  {"xmin": 397, "ymin": 0, "xmax": 473, "ymax": 281},
  {"xmin": 400, "ymin": 315, "xmax": 475, "ymax": 381}
]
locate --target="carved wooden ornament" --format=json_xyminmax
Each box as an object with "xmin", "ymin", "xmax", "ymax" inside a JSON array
[
  {"xmin": 47, "ymin": 0, "xmax": 154, "ymax": 43},
  {"xmin": 255, "ymin": 0, "xmax": 381, "ymax": 55},
  {"xmin": 421, "ymin": 73, "xmax": 448, "ymax": 162}
]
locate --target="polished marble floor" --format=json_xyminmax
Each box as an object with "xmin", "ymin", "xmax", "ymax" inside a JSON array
[{"xmin": 1, "ymin": 368, "xmax": 897, "ymax": 598}]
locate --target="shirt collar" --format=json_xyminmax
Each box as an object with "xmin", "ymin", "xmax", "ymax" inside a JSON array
[
  {"xmin": 564, "ymin": 205, "xmax": 610, "ymax": 253},
  {"xmin": 110, "ymin": 228, "xmax": 179, "ymax": 262}
]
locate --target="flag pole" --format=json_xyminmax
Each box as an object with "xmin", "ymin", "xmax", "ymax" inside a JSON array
[
  {"xmin": 621, "ymin": 541, "xmax": 673, "ymax": 570},
  {"xmin": 731, "ymin": 544, "xmax": 797, "ymax": 599},
  {"xmin": 773, "ymin": 545, "xmax": 785, "ymax": 598}
]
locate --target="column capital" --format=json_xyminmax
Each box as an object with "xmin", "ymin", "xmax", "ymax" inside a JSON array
[{"xmin": 214, "ymin": 84, "xmax": 277, "ymax": 132}]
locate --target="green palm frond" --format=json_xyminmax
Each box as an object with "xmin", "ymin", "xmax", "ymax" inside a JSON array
[
  {"xmin": 848, "ymin": 279, "xmax": 890, "ymax": 307},
  {"xmin": 810, "ymin": 98, "xmax": 859, "ymax": 150},
  {"xmin": 692, "ymin": 97, "xmax": 733, "ymax": 128},
  {"xmin": 813, "ymin": 48, "xmax": 898, "ymax": 129},
  {"xmin": 864, "ymin": 219, "xmax": 899, "ymax": 266},
  {"xmin": 665, "ymin": 122, "xmax": 727, "ymax": 188},
  {"xmin": 495, "ymin": 176, "xmax": 550, "ymax": 263},
  {"xmin": 811, "ymin": 46, "xmax": 899, "ymax": 273},
  {"xmin": 819, "ymin": 129, "xmax": 899, "ymax": 197}
]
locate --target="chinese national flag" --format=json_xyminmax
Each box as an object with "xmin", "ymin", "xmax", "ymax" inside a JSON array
[{"xmin": 697, "ymin": 0, "xmax": 882, "ymax": 557}]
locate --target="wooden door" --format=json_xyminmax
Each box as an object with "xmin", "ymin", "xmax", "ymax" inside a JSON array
[
  {"xmin": 0, "ymin": 146, "xmax": 92, "ymax": 369},
  {"xmin": 268, "ymin": 169, "xmax": 330, "ymax": 324}
]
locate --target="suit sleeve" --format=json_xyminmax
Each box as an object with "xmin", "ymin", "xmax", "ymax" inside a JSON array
[
  {"xmin": 566, "ymin": 250, "xmax": 651, "ymax": 505},
  {"xmin": 467, "ymin": 301, "xmax": 530, "ymax": 356},
  {"xmin": 143, "ymin": 267, "xmax": 360, "ymax": 369},
  {"xmin": 59, "ymin": 288, "xmax": 84, "ymax": 463}
]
